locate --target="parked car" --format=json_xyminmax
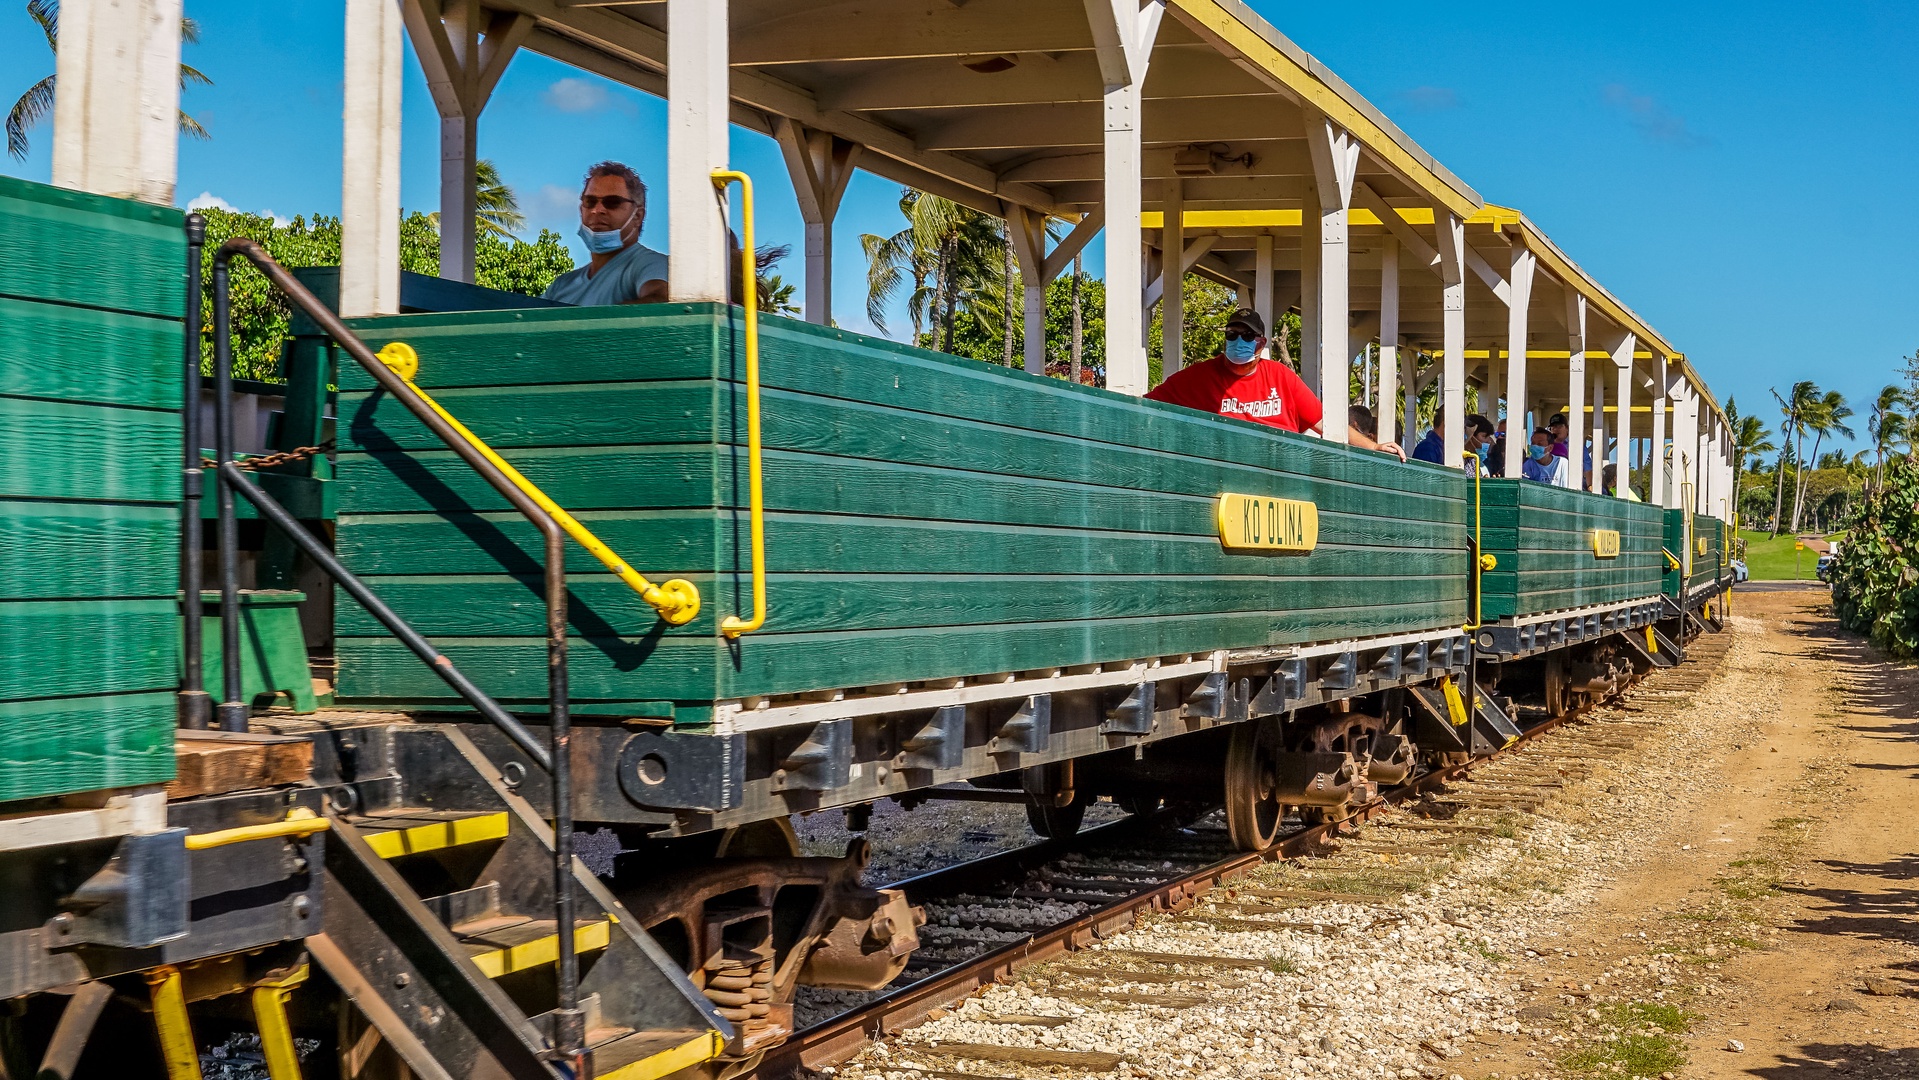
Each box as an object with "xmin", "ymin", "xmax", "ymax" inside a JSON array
[
  {"xmin": 1816, "ymin": 553, "xmax": 1836, "ymax": 582},
  {"xmin": 1730, "ymin": 558, "xmax": 1749, "ymax": 583}
]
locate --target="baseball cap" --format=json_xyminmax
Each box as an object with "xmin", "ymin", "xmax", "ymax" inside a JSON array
[{"xmin": 1225, "ymin": 308, "xmax": 1265, "ymax": 337}]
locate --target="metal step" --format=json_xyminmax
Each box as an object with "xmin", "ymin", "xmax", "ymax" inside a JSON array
[
  {"xmin": 355, "ymin": 808, "xmax": 510, "ymax": 859},
  {"xmin": 453, "ymin": 915, "xmax": 613, "ymax": 979},
  {"xmin": 590, "ymin": 1028, "xmax": 726, "ymax": 1080}
]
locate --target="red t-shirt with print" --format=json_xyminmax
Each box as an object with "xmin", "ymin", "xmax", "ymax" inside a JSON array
[{"xmin": 1144, "ymin": 355, "xmax": 1324, "ymax": 434}]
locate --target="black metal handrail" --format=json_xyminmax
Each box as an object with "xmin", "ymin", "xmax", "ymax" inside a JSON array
[{"xmin": 191, "ymin": 230, "xmax": 586, "ymax": 1069}]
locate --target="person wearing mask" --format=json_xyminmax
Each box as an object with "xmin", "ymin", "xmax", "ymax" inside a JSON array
[
  {"xmin": 1485, "ymin": 417, "xmax": 1508, "ymax": 476},
  {"xmin": 1602, "ymin": 464, "xmax": 1642, "ymax": 501},
  {"xmin": 1411, "ymin": 413, "xmax": 1494, "ymax": 470},
  {"xmin": 542, "ymin": 161, "xmax": 669, "ymax": 306},
  {"xmin": 1522, "ymin": 428, "xmax": 1568, "ymax": 484},
  {"xmin": 1146, "ymin": 309, "xmax": 1406, "ymax": 460}
]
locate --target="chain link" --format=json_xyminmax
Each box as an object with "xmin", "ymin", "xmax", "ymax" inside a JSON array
[{"xmin": 202, "ymin": 439, "xmax": 335, "ymax": 471}]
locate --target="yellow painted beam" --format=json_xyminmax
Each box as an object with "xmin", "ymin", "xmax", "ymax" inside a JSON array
[
  {"xmin": 251, "ymin": 966, "xmax": 310, "ymax": 1080},
  {"xmin": 467, "ymin": 919, "xmax": 612, "ymax": 979},
  {"xmin": 1170, "ymin": 0, "xmax": 1480, "ymax": 218},
  {"xmin": 145, "ymin": 967, "xmax": 204, "ymax": 1080},
  {"xmin": 364, "ymin": 812, "xmax": 510, "ymax": 859},
  {"xmin": 598, "ymin": 1032, "xmax": 729, "ymax": 1080}
]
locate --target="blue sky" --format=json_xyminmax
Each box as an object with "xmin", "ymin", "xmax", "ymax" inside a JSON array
[{"xmin": 3, "ymin": 1, "xmax": 1914, "ymax": 452}]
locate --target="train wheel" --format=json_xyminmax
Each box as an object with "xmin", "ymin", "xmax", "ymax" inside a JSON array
[
  {"xmin": 1117, "ymin": 794, "xmax": 1163, "ymax": 817},
  {"xmin": 1224, "ymin": 718, "xmax": 1284, "ymax": 851},
  {"xmin": 1543, "ymin": 652, "xmax": 1571, "ymax": 718},
  {"xmin": 1026, "ymin": 794, "xmax": 1087, "ymax": 838}
]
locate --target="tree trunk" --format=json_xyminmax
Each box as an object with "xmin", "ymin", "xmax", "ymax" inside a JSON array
[
  {"xmin": 1069, "ymin": 254, "xmax": 1083, "ymax": 385},
  {"xmin": 1769, "ymin": 434, "xmax": 1790, "ymax": 536},
  {"xmin": 1791, "ymin": 431, "xmax": 1822, "ymax": 532}
]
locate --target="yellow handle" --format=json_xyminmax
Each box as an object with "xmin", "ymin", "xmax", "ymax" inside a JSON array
[
  {"xmin": 184, "ymin": 807, "xmax": 330, "ymax": 850},
  {"xmin": 1661, "ymin": 547, "xmax": 1681, "ymax": 572},
  {"xmin": 712, "ymin": 169, "xmax": 766, "ymax": 639},
  {"xmin": 375, "ymin": 342, "xmax": 702, "ymax": 626}
]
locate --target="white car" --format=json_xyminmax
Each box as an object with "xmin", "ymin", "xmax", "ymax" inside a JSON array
[{"xmin": 1729, "ymin": 558, "xmax": 1749, "ymax": 583}]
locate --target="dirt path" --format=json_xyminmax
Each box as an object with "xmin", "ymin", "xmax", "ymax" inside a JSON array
[{"xmin": 1470, "ymin": 585, "xmax": 1919, "ymax": 1079}]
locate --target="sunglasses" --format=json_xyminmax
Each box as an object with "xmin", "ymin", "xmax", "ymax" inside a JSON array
[
  {"xmin": 1222, "ymin": 329, "xmax": 1261, "ymax": 342},
  {"xmin": 581, "ymin": 195, "xmax": 636, "ymax": 211}
]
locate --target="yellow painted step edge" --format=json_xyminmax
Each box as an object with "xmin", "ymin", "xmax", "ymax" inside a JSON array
[
  {"xmin": 467, "ymin": 919, "xmax": 612, "ymax": 979},
  {"xmin": 598, "ymin": 1031, "xmax": 727, "ymax": 1080},
  {"xmin": 363, "ymin": 812, "xmax": 510, "ymax": 859}
]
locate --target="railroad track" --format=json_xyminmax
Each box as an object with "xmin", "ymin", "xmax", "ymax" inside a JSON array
[{"xmin": 755, "ymin": 631, "xmax": 1734, "ymax": 1079}]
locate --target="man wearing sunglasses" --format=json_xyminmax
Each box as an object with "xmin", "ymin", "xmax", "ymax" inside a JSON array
[
  {"xmin": 1145, "ymin": 309, "xmax": 1405, "ymax": 459},
  {"xmin": 541, "ymin": 161, "xmax": 670, "ymax": 306}
]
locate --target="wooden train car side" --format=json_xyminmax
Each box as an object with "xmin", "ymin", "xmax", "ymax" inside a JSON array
[{"xmin": 1477, "ymin": 479, "xmax": 1666, "ymax": 620}]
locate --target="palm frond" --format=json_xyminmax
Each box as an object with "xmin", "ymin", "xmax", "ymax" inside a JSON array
[
  {"xmin": 178, "ymin": 110, "xmax": 209, "ymax": 140},
  {"xmin": 28, "ymin": 0, "xmax": 57, "ymax": 49},
  {"xmin": 180, "ymin": 63, "xmax": 212, "ymax": 89},
  {"xmin": 181, "ymin": 15, "xmax": 200, "ymax": 46},
  {"xmin": 7, "ymin": 74, "xmax": 55, "ymax": 160}
]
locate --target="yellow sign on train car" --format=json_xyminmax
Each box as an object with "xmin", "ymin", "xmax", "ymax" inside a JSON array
[
  {"xmin": 1696, "ymin": 538, "xmax": 1710, "ymax": 556},
  {"xmin": 1216, "ymin": 494, "xmax": 1318, "ymax": 553},
  {"xmin": 1591, "ymin": 529, "xmax": 1622, "ymax": 559}
]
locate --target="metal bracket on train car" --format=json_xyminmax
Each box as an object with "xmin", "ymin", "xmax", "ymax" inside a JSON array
[
  {"xmin": 1249, "ymin": 658, "xmax": 1306, "ymax": 717},
  {"xmin": 1318, "ymin": 651, "xmax": 1359, "ymax": 692},
  {"xmin": 1183, "ymin": 673, "xmax": 1231, "ymax": 720},
  {"xmin": 771, "ymin": 719, "xmax": 853, "ymax": 793},
  {"xmin": 989, "ymin": 695, "xmax": 1051, "ymax": 755},
  {"xmin": 1472, "ymin": 693, "xmax": 1523, "ymax": 750},
  {"xmin": 618, "ymin": 728, "xmax": 746, "ymax": 811},
  {"xmin": 48, "ymin": 830, "xmax": 190, "ymax": 949},
  {"xmin": 895, "ymin": 706, "xmax": 966, "ymax": 772},
  {"xmin": 1101, "ymin": 682, "xmax": 1157, "ymax": 736},
  {"xmin": 1402, "ymin": 641, "xmax": 1430, "ymax": 677},
  {"xmin": 1369, "ymin": 646, "xmax": 1403, "ymax": 682},
  {"xmin": 1406, "ymin": 685, "xmax": 1469, "ymax": 752}
]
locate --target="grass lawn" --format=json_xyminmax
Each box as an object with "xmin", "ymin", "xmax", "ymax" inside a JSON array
[{"xmin": 1738, "ymin": 530, "xmax": 1843, "ymax": 581}]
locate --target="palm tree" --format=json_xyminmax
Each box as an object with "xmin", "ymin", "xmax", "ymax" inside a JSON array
[
  {"xmin": 1767, "ymin": 381, "xmax": 1815, "ymax": 535},
  {"xmin": 1790, "ymin": 389, "xmax": 1853, "ymax": 532},
  {"xmin": 427, "ymin": 159, "xmax": 525, "ymax": 240},
  {"xmin": 8, "ymin": 1, "xmax": 211, "ymax": 160},
  {"xmin": 1864, "ymin": 384, "xmax": 1910, "ymax": 491},
  {"xmin": 860, "ymin": 188, "xmax": 1004, "ymax": 350},
  {"xmin": 1725, "ymin": 398, "xmax": 1774, "ymax": 525}
]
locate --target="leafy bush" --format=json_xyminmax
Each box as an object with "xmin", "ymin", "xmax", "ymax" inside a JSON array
[
  {"xmin": 193, "ymin": 208, "xmax": 574, "ymax": 380},
  {"xmin": 1830, "ymin": 452, "xmax": 1919, "ymax": 657}
]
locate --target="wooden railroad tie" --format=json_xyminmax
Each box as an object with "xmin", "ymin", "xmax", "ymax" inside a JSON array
[{"xmin": 902, "ymin": 1042, "xmax": 1134, "ymax": 1070}]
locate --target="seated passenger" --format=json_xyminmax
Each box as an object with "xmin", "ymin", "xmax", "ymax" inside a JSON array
[
  {"xmin": 1411, "ymin": 413, "xmax": 1494, "ymax": 469},
  {"xmin": 1603, "ymin": 464, "xmax": 1642, "ymax": 501},
  {"xmin": 1522, "ymin": 427, "xmax": 1568, "ymax": 484},
  {"xmin": 542, "ymin": 161, "xmax": 669, "ymax": 306},
  {"xmin": 1145, "ymin": 309, "xmax": 1405, "ymax": 459}
]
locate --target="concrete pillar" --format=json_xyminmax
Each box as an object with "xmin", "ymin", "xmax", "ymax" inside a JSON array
[
  {"xmin": 668, "ymin": 0, "xmax": 731, "ymax": 301},
  {"xmin": 342, "ymin": 0, "xmax": 404, "ymax": 317},
  {"xmin": 52, "ymin": 0, "xmax": 183, "ymax": 204},
  {"xmin": 1435, "ymin": 213, "xmax": 1468, "ymax": 465},
  {"xmin": 1377, "ymin": 237, "xmax": 1400, "ymax": 446},
  {"xmin": 775, "ymin": 119, "xmax": 861, "ymax": 325},
  {"xmin": 1307, "ymin": 112, "xmax": 1359, "ymax": 443}
]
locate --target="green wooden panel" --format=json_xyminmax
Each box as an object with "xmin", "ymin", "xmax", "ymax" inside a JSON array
[
  {"xmin": 0, "ymin": 298, "xmax": 182, "ymax": 409},
  {"xmin": 0, "ymin": 692, "xmax": 176, "ymax": 802},
  {"xmin": 337, "ymin": 595, "xmax": 1468, "ymax": 704},
  {"xmin": 0, "ymin": 502, "xmax": 178, "ymax": 600},
  {"xmin": 0, "ymin": 397, "xmax": 179, "ymax": 503},
  {"xmin": 337, "ymin": 304, "xmax": 1470, "ymax": 708},
  {"xmin": 1478, "ymin": 479, "xmax": 1666, "ymax": 618},
  {"xmin": 0, "ymin": 599, "xmax": 179, "ymax": 701},
  {"xmin": 0, "ymin": 175, "xmax": 184, "ymax": 318}
]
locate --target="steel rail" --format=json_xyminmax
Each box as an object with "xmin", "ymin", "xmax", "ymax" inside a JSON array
[
  {"xmin": 209, "ymin": 239, "xmax": 586, "ymax": 1072},
  {"xmin": 752, "ymin": 697, "xmax": 1630, "ymax": 1080}
]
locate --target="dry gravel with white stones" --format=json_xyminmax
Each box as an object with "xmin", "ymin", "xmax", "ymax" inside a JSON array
[{"xmin": 815, "ymin": 622, "xmax": 1749, "ymax": 1080}]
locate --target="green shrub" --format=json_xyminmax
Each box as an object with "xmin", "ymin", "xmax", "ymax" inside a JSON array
[{"xmin": 1830, "ymin": 453, "xmax": 1919, "ymax": 657}]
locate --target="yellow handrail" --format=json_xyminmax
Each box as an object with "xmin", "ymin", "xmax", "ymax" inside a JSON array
[
  {"xmin": 374, "ymin": 342, "xmax": 702, "ymax": 626},
  {"xmin": 1462, "ymin": 450, "xmax": 1495, "ymax": 631},
  {"xmin": 713, "ymin": 169, "xmax": 766, "ymax": 639},
  {"xmin": 184, "ymin": 807, "xmax": 331, "ymax": 850}
]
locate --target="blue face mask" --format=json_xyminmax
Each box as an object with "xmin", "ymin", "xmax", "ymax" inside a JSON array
[
  {"xmin": 1223, "ymin": 337, "xmax": 1259, "ymax": 363},
  {"xmin": 578, "ymin": 222, "xmax": 630, "ymax": 255},
  {"xmin": 1529, "ymin": 442, "xmax": 1550, "ymax": 460}
]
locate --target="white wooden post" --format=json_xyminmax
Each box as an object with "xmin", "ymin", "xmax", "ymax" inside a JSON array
[
  {"xmin": 668, "ymin": 0, "xmax": 731, "ymax": 301},
  {"xmin": 1563, "ymin": 293, "xmax": 1587, "ymax": 489},
  {"xmin": 1435, "ymin": 213, "xmax": 1468, "ymax": 465},
  {"xmin": 1377, "ymin": 236, "xmax": 1400, "ymax": 446},
  {"xmin": 1254, "ymin": 233, "xmax": 1275, "ymax": 338},
  {"xmin": 1298, "ymin": 220, "xmax": 1320, "ymax": 386},
  {"xmin": 1650, "ymin": 356, "xmax": 1669, "ymax": 506},
  {"xmin": 1163, "ymin": 178, "xmax": 1185, "ymax": 375},
  {"xmin": 1589, "ymin": 369, "xmax": 1606, "ymax": 494},
  {"xmin": 1611, "ymin": 334, "xmax": 1635, "ymax": 497},
  {"xmin": 1306, "ymin": 112, "xmax": 1359, "ymax": 443},
  {"xmin": 1502, "ymin": 248, "xmax": 1536, "ymax": 477},
  {"xmin": 342, "ymin": 0, "xmax": 404, "ymax": 317},
  {"xmin": 402, "ymin": 0, "xmax": 532, "ymax": 284},
  {"xmin": 51, "ymin": 0, "xmax": 183, "ymax": 204},
  {"xmin": 776, "ymin": 119, "xmax": 861, "ymax": 325},
  {"xmin": 1088, "ymin": 0, "xmax": 1162, "ymax": 395}
]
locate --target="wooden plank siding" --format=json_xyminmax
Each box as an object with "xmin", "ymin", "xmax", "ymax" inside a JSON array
[
  {"xmin": 0, "ymin": 177, "xmax": 182, "ymax": 801},
  {"xmin": 1475, "ymin": 480, "xmax": 1665, "ymax": 619},
  {"xmin": 1663, "ymin": 509, "xmax": 1726, "ymax": 598},
  {"xmin": 334, "ymin": 304, "xmax": 1470, "ymax": 715}
]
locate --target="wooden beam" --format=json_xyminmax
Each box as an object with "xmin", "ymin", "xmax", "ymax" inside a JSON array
[{"xmin": 732, "ymin": 0, "xmax": 1094, "ymax": 66}]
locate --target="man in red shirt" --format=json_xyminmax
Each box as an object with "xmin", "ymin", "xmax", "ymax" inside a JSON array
[{"xmin": 1146, "ymin": 309, "xmax": 1405, "ymax": 460}]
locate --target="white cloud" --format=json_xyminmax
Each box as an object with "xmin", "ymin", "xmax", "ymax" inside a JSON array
[
  {"xmin": 530, "ymin": 183, "xmax": 581, "ymax": 223},
  {"xmin": 542, "ymin": 77, "xmax": 634, "ymax": 115},
  {"xmin": 185, "ymin": 191, "xmax": 291, "ymax": 225},
  {"xmin": 1602, "ymin": 84, "xmax": 1712, "ymax": 149},
  {"xmin": 1399, "ymin": 86, "xmax": 1460, "ymax": 112}
]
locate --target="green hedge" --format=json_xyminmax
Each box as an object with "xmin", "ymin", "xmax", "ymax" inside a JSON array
[{"xmin": 1830, "ymin": 453, "xmax": 1919, "ymax": 657}]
